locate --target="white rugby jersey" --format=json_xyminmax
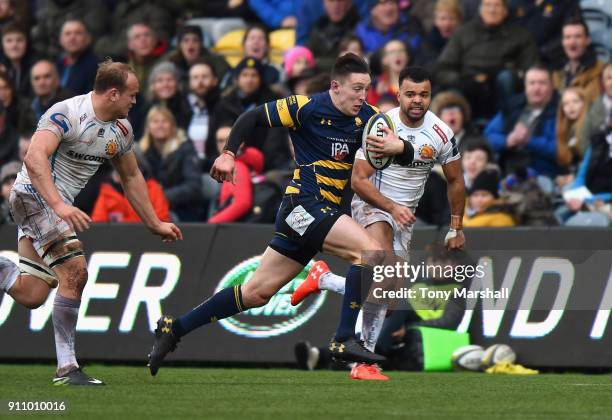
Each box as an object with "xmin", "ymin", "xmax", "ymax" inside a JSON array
[
  {"xmin": 15, "ymin": 92, "xmax": 134, "ymax": 203},
  {"xmin": 354, "ymin": 108, "xmax": 460, "ymax": 209}
]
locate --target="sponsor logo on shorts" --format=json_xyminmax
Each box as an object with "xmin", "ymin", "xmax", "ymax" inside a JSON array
[{"xmin": 215, "ymin": 257, "xmax": 327, "ymax": 338}]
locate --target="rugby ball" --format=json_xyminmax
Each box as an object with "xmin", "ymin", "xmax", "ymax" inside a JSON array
[
  {"xmin": 481, "ymin": 344, "xmax": 516, "ymax": 368},
  {"xmin": 362, "ymin": 113, "xmax": 395, "ymax": 170},
  {"xmin": 452, "ymin": 345, "xmax": 484, "ymax": 371}
]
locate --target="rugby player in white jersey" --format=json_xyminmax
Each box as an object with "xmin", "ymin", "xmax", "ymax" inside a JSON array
[
  {"xmin": 291, "ymin": 66, "xmax": 465, "ymax": 380},
  {"xmin": 0, "ymin": 60, "xmax": 182, "ymax": 385}
]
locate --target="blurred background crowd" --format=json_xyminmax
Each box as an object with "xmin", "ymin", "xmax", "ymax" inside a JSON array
[{"xmin": 0, "ymin": 0, "xmax": 611, "ymax": 228}]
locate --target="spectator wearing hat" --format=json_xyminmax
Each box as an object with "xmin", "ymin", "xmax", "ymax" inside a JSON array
[
  {"xmin": 0, "ymin": 159, "xmax": 19, "ymax": 223},
  {"xmin": 164, "ymin": 25, "xmax": 230, "ymax": 88},
  {"xmin": 355, "ymin": 0, "xmax": 424, "ymax": 55},
  {"xmin": 430, "ymin": 90, "xmax": 483, "ymax": 150},
  {"xmin": 0, "ymin": 22, "xmax": 38, "ymax": 98},
  {"xmin": 56, "ymin": 19, "xmax": 100, "ymax": 96},
  {"xmin": 284, "ymin": 46, "xmax": 316, "ymax": 80},
  {"xmin": 463, "ymin": 168, "xmax": 517, "ymax": 227},
  {"xmin": 19, "ymin": 59, "xmax": 72, "ymax": 133},
  {"xmin": 131, "ymin": 62, "xmax": 192, "ymax": 140},
  {"xmin": 222, "ymin": 24, "xmax": 281, "ymax": 90},
  {"xmin": 307, "ymin": 0, "xmax": 360, "ymax": 72},
  {"xmin": 186, "ymin": 59, "xmax": 221, "ymax": 171},
  {"xmin": 214, "ymin": 56, "xmax": 290, "ymax": 170}
]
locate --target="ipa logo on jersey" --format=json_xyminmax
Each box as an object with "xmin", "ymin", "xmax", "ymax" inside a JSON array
[
  {"xmin": 105, "ymin": 139, "xmax": 118, "ymax": 157},
  {"xmin": 215, "ymin": 256, "xmax": 327, "ymax": 338}
]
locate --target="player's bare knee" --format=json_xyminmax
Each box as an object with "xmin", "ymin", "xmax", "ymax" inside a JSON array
[
  {"xmin": 242, "ymin": 285, "xmax": 273, "ymax": 308},
  {"xmin": 66, "ymin": 265, "xmax": 88, "ymax": 295}
]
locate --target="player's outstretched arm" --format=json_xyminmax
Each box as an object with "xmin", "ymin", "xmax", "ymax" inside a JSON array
[
  {"xmin": 442, "ymin": 159, "xmax": 465, "ymax": 249},
  {"xmin": 112, "ymin": 152, "xmax": 183, "ymax": 242},
  {"xmin": 352, "ymin": 157, "xmax": 415, "ymax": 228},
  {"xmin": 25, "ymin": 130, "xmax": 91, "ymax": 232},
  {"xmin": 211, "ymin": 105, "xmax": 270, "ymax": 183}
]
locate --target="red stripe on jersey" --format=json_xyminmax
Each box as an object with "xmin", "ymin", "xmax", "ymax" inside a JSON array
[
  {"xmin": 432, "ymin": 124, "xmax": 448, "ymax": 144},
  {"xmin": 116, "ymin": 120, "xmax": 128, "ymax": 137}
]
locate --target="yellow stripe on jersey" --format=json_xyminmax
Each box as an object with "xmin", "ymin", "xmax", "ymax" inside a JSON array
[
  {"xmin": 294, "ymin": 95, "xmax": 310, "ymax": 125},
  {"xmin": 319, "ymin": 189, "xmax": 342, "ymax": 204},
  {"xmin": 285, "ymin": 186, "xmax": 300, "ymax": 194},
  {"xmin": 264, "ymin": 103, "xmax": 272, "ymax": 127},
  {"xmin": 293, "ymin": 169, "xmax": 300, "ymax": 180},
  {"xmin": 276, "ymin": 99, "xmax": 294, "ymax": 128},
  {"xmin": 365, "ymin": 103, "xmax": 380, "ymax": 113},
  {"xmin": 313, "ymin": 160, "xmax": 352, "ymax": 170},
  {"xmin": 315, "ymin": 174, "xmax": 348, "ymax": 190}
]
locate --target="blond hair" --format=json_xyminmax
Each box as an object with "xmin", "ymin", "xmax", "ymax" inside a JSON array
[
  {"xmin": 556, "ymin": 87, "xmax": 587, "ymax": 166},
  {"xmin": 139, "ymin": 106, "xmax": 186, "ymax": 158},
  {"xmin": 435, "ymin": 0, "xmax": 464, "ymax": 22}
]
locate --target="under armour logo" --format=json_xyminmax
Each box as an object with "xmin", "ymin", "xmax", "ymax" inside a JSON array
[
  {"xmin": 329, "ymin": 342, "xmax": 345, "ymax": 353},
  {"xmin": 350, "ymin": 302, "xmax": 361, "ymax": 310},
  {"xmin": 161, "ymin": 327, "xmax": 170, "ymax": 333},
  {"xmin": 210, "ymin": 316, "xmax": 218, "ymax": 323}
]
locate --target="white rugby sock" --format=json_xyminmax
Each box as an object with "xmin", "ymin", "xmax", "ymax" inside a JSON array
[
  {"xmin": 0, "ymin": 256, "xmax": 19, "ymax": 293},
  {"xmin": 53, "ymin": 294, "xmax": 80, "ymax": 373},
  {"xmin": 318, "ymin": 272, "xmax": 346, "ymax": 294},
  {"xmin": 361, "ymin": 301, "xmax": 387, "ymax": 352}
]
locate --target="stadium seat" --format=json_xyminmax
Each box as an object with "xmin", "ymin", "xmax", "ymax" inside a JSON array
[
  {"xmin": 581, "ymin": 0, "xmax": 612, "ymax": 19},
  {"xmin": 213, "ymin": 29, "xmax": 246, "ymax": 67},
  {"xmin": 582, "ymin": 8, "xmax": 612, "ymax": 35},
  {"xmin": 187, "ymin": 18, "xmax": 246, "ymax": 49},
  {"xmin": 269, "ymin": 29, "xmax": 296, "ymax": 65}
]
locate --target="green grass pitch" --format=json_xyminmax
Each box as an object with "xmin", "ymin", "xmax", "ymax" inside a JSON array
[{"xmin": 1, "ymin": 364, "xmax": 612, "ymax": 419}]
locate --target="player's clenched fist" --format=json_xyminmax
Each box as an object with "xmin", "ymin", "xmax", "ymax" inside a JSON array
[
  {"xmin": 210, "ymin": 152, "xmax": 236, "ymax": 184},
  {"xmin": 54, "ymin": 202, "xmax": 91, "ymax": 232}
]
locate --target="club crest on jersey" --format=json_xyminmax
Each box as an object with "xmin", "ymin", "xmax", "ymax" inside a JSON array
[
  {"xmin": 332, "ymin": 142, "xmax": 349, "ymax": 161},
  {"xmin": 105, "ymin": 139, "xmax": 118, "ymax": 157},
  {"xmin": 419, "ymin": 144, "xmax": 435, "ymax": 160}
]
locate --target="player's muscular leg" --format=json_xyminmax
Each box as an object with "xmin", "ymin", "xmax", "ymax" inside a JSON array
[
  {"xmin": 53, "ymin": 257, "xmax": 88, "ymax": 300},
  {"xmin": 241, "ymin": 247, "xmax": 305, "ymax": 308},
  {"xmin": 323, "ymin": 215, "xmax": 384, "ymax": 266},
  {"xmin": 364, "ymin": 222, "xmax": 394, "ymax": 252},
  {"xmin": 8, "ymin": 238, "xmax": 52, "ymax": 309}
]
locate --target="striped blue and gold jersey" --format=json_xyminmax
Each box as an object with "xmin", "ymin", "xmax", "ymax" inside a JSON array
[{"xmin": 264, "ymin": 92, "xmax": 378, "ymax": 206}]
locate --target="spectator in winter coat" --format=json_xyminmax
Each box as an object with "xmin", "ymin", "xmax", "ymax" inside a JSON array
[
  {"xmin": 208, "ymin": 125, "xmax": 264, "ymax": 223},
  {"xmin": 138, "ymin": 106, "xmax": 204, "ymax": 222}
]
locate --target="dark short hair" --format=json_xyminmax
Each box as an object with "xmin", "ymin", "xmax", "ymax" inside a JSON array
[
  {"xmin": 399, "ymin": 66, "xmax": 431, "ymax": 86},
  {"xmin": 331, "ymin": 53, "xmax": 370, "ymax": 80},
  {"xmin": 1, "ymin": 21, "xmax": 26, "ymax": 38},
  {"xmin": 94, "ymin": 59, "xmax": 134, "ymax": 93},
  {"xmin": 462, "ymin": 138, "xmax": 493, "ymax": 162},
  {"xmin": 242, "ymin": 23, "xmax": 269, "ymax": 46},
  {"xmin": 562, "ymin": 16, "xmax": 590, "ymax": 37},
  {"xmin": 189, "ymin": 57, "xmax": 217, "ymax": 78}
]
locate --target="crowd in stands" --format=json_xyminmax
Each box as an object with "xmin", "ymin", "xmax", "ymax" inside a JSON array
[{"xmin": 0, "ymin": 0, "xmax": 611, "ymax": 227}]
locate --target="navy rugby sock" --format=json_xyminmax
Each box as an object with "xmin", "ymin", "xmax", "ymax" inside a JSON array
[
  {"xmin": 173, "ymin": 285, "xmax": 245, "ymax": 337},
  {"xmin": 334, "ymin": 265, "xmax": 369, "ymax": 342}
]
